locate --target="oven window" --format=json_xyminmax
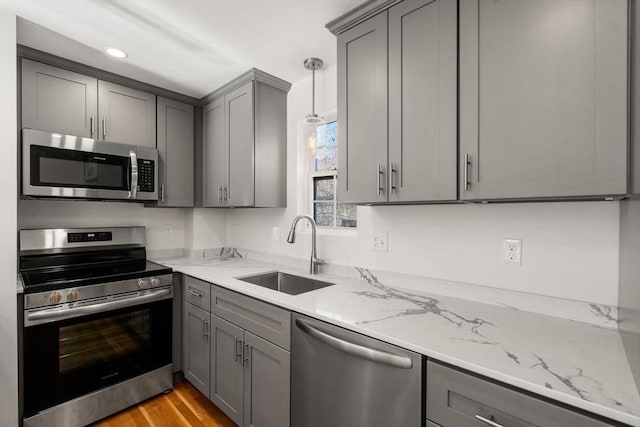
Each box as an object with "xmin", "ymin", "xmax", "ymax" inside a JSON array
[
  {"xmin": 59, "ymin": 309, "xmax": 151, "ymax": 374},
  {"xmin": 31, "ymin": 145, "xmax": 130, "ymax": 190},
  {"xmin": 24, "ymin": 298, "xmax": 172, "ymax": 417}
]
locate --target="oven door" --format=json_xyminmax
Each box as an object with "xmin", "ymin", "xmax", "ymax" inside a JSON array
[{"xmin": 23, "ymin": 291, "xmax": 172, "ymax": 417}]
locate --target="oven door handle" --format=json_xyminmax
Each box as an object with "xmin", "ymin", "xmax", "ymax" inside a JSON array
[{"xmin": 26, "ymin": 288, "xmax": 171, "ymax": 325}]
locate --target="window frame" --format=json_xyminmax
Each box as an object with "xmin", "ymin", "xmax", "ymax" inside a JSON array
[{"xmin": 309, "ymin": 170, "xmax": 339, "ymax": 228}]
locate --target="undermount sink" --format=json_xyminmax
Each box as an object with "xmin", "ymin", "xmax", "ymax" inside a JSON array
[{"xmin": 237, "ymin": 271, "xmax": 334, "ymax": 295}]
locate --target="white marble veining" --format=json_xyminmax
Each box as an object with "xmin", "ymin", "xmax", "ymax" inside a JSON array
[{"xmin": 154, "ymin": 253, "xmax": 640, "ymax": 426}]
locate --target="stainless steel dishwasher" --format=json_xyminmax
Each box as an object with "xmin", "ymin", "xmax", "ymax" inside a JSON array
[{"xmin": 292, "ymin": 313, "xmax": 423, "ymax": 427}]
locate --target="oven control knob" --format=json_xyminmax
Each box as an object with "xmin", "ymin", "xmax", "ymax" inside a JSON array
[
  {"xmin": 150, "ymin": 277, "xmax": 160, "ymax": 287},
  {"xmin": 49, "ymin": 292, "xmax": 63, "ymax": 304},
  {"xmin": 138, "ymin": 279, "xmax": 150, "ymax": 289},
  {"xmin": 67, "ymin": 290, "xmax": 80, "ymax": 301}
]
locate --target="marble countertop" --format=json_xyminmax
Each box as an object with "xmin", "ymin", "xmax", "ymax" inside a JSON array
[{"xmin": 155, "ymin": 254, "xmax": 640, "ymax": 426}]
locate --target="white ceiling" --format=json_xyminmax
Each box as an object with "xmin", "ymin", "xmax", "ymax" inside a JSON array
[{"xmin": 1, "ymin": 0, "xmax": 362, "ymax": 98}]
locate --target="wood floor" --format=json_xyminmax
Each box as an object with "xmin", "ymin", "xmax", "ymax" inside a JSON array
[{"xmin": 91, "ymin": 381, "xmax": 236, "ymax": 427}]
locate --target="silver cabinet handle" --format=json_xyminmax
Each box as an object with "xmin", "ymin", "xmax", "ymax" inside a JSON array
[
  {"xmin": 234, "ymin": 337, "xmax": 243, "ymax": 362},
  {"xmin": 187, "ymin": 289, "xmax": 203, "ymax": 298},
  {"xmin": 26, "ymin": 288, "xmax": 171, "ymax": 325},
  {"xmin": 128, "ymin": 150, "xmax": 138, "ymax": 199},
  {"xmin": 224, "ymin": 185, "xmax": 228, "ymax": 205},
  {"xmin": 243, "ymin": 343, "xmax": 250, "ymax": 365},
  {"xmin": 90, "ymin": 116, "xmax": 94, "ymax": 137},
  {"xmin": 102, "ymin": 116, "xmax": 106, "ymax": 139},
  {"xmin": 218, "ymin": 185, "xmax": 222, "ymax": 204},
  {"xmin": 203, "ymin": 319, "xmax": 210, "ymax": 340},
  {"xmin": 377, "ymin": 165, "xmax": 384, "ymax": 196},
  {"xmin": 160, "ymin": 184, "xmax": 165, "ymax": 203},
  {"xmin": 296, "ymin": 319, "xmax": 413, "ymax": 369},
  {"xmin": 390, "ymin": 163, "xmax": 397, "ymax": 193},
  {"xmin": 475, "ymin": 415, "xmax": 504, "ymax": 427},
  {"xmin": 464, "ymin": 153, "xmax": 471, "ymax": 191}
]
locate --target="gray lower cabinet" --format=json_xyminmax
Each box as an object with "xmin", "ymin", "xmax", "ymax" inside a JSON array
[
  {"xmin": 21, "ymin": 58, "xmax": 98, "ymax": 138},
  {"xmin": 211, "ymin": 316, "xmax": 290, "ymax": 427},
  {"xmin": 211, "ymin": 315, "xmax": 244, "ymax": 425},
  {"xmin": 157, "ymin": 97, "xmax": 194, "ymax": 207},
  {"xmin": 459, "ymin": 0, "xmax": 628, "ymax": 200},
  {"xmin": 336, "ymin": 0, "xmax": 457, "ymax": 204},
  {"xmin": 98, "ymin": 80, "xmax": 156, "ymax": 147},
  {"xmin": 201, "ymin": 69, "xmax": 290, "ymax": 208},
  {"xmin": 181, "ymin": 275, "xmax": 291, "ymax": 427},
  {"xmin": 426, "ymin": 361, "xmax": 615, "ymax": 426},
  {"xmin": 243, "ymin": 331, "xmax": 290, "ymax": 427},
  {"xmin": 182, "ymin": 302, "xmax": 210, "ymax": 397}
]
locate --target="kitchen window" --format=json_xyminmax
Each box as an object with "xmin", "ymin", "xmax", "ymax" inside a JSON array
[{"xmin": 310, "ymin": 120, "xmax": 357, "ymax": 228}]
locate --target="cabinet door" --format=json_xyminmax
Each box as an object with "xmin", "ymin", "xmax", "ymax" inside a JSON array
[
  {"xmin": 243, "ymin": 332, "xmax": 290, "ymax": 427},
  {"xmin": 210, "ymin": 315, "xmax": 244, "ymax": 426},
  {"xmin": 21, "ymin": 59, "xmax": 97, "ymax": 138},
  {"xmin": 202, "ymin": 98, "xmax": 226, "ymax": 207},
  {"xmin": 157, "ymin": 97, "xmax": 194, "ymax": 207},
  {"xmin": 388, "ymin": 0, "xmax": 457, "ymax": 202},
  {"xmin": 225, "ymin": 82, "xmax": 255, "ymax": 207},
  {"xmin": 182, "ymin": 302, "xmax": 210, "ymax": 397},
  {"xmin": 459, "ymin": 0, "xmax": 628, "ymax": 200},
  {"xmin": 337, "ymin": 12, "xmax": 388, "ymax": 204},
  {"xmin": 98, "ymin": 80, "xmax": 156, "ymax": 147}
]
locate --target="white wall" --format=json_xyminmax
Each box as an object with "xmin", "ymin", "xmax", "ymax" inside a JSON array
[
  {"xmin": 0, "ymin": 7, "xmax": 19, "ymax": 426},
  {"xmin": 19, "ymin": 200, "xmax": 189, "ymax": 251},
  {"xmin": 221, "ymin": 65, "xmax": 621, "ymax": 306}
]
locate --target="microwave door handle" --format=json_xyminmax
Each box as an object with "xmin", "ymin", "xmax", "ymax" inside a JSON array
[{"xmin": 128, "ymin": 150, "xmax": 138, "ymax": 199}]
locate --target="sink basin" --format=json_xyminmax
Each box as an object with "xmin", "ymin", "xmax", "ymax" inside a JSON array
[{"xmin": 237, "ymin": 271, "xmax": 334, "ymax": 295}]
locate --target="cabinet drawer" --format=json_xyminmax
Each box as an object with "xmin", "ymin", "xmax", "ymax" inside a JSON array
[
  {"xmin": 211, "ymin": 285, "xmax": 291, "ymax": 350},
  {"xmin": 426, "ymin": 361, "xmax": 614, "ymax": 427},
  {"xmin": 183, "ymin": 276, "xmax": 211, "ymax": 311}
]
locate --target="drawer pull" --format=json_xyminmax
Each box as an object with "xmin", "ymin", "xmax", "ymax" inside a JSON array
[
  {"xmin": 187, "ymin": 289, "xmax": 203, "ymax": 298},
  {"xmin": 475, "ymin": 414, "xmax": 504, "ymax": 427}
]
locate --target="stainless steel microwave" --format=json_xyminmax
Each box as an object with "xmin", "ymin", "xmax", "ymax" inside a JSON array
[{"xmin": 22, "ymin": 128, "xmax": 158, "ymax": 201}]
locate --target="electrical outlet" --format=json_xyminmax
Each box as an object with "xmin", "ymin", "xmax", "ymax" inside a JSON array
[
  {"xmin": 504, "ymin": 238, "xmax": 522, "ymax": 264},
  {"xmin": 272, "ymin": 227, "xmax": 281, "ymax": 241},
  {"xmin": 370, "ymin": 232, "xmax": 388, "ymax": 252},
  {"xmin": 163, "ymin": 224, "xmax": 173, "ymax": 238}
]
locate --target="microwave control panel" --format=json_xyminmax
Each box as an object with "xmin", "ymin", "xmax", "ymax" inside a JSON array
[{"xmin": 138, "ymin": 160, "xmax": 155, "ymax": 193}]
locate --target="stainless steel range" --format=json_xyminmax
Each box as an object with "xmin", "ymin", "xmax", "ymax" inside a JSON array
[{"xmin": 19, "ymin": 227, "xmax": 173, "ymax": 427}]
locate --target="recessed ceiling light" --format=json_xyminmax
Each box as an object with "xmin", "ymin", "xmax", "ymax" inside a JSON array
[{"xmin": 105, "ymin": 47, "xmax": 128, "ymax": 59}]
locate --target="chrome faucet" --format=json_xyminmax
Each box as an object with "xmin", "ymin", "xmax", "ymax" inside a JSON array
[{"xmin": 287, "ymin": 214, "xmax": 324, "ymax": 274}]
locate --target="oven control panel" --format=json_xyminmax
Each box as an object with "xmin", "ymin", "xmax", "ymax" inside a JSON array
[{"xmin": 68, "ymin": 232, "xmax": 113, "ymax": 243}]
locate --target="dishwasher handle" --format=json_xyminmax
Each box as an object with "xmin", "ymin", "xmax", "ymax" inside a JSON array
[{"xmin": 295, "ymin": 318, "xmax": 413, "ymax": 369}]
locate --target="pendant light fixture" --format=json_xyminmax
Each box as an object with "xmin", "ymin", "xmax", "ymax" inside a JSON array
[{"xmin": 304, "ymin": 57, "xmax": 324, "ymax": 125}]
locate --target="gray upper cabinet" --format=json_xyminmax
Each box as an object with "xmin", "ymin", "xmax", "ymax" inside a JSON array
[
  {"xmin": 337, "ymin": 12, "xmax": 388, "ymax": 204},
  {"xmin": 335, "ymin": 0, "xmax": 457, "ymax": 204},
  {"xmin": 243, "ymin": 331, "xmax": 290, "ymax": 427},
  {"xmin": 226, "ymin": 82, "xmax": 255, "ymax": 207},
  {"xmin": 201, "ymin": 69, "xmax": 290, "ymax": 208},
  {"xmin": 459, "ymin": 0, "xmax": 628, "ymax": 200},
  {"xmin": 157, "ymin": 97, "xmax": 194, "ymax": 207},
  {"xmin": 388, "ymin": 0, "xmax": 457, "ymax": 202},
  {"xmin": 21, "ymin": 58, "xmax": 98, "ymax": 138},
  {"xmin": 211, "ymin": 315, "xmax": 244, "ymax": 426},
  {"xmin": 632, "ymin": 0, "xmax": 640, "ymax": 195},
  {"xmin": 183, "ymin": 302, "xmax": 210, "ymax": 398},
  {"xmin": 203, "ymin": 98, "xmax": 226, "ymax": 207},
  {"xmin": 98, "ymin": 80, "xmax": 156, "ymax": 148}
]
